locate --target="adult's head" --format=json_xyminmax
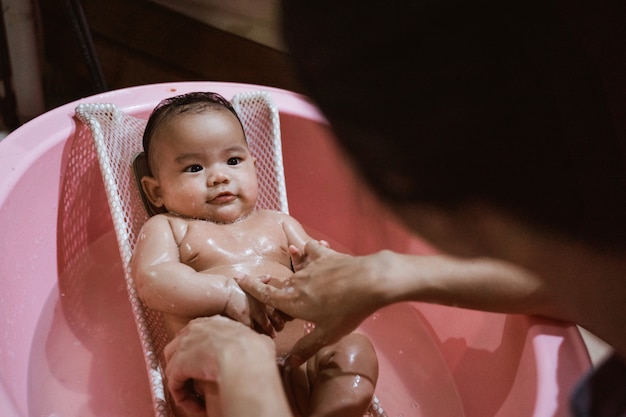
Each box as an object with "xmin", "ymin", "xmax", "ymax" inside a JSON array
[{"xmin": 282, "ymin": 0, "xmax": 626, "ymax": 252}]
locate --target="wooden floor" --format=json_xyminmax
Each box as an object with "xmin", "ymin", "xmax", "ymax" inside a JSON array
[{"xmin": 38, "ymin": 0, "xmax": 307, "ymax": 111}]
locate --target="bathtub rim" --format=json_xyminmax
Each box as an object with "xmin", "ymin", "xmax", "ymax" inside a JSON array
[{"xmin": 0, "ymin": 81, "xmax": 592, "ymax": 417}]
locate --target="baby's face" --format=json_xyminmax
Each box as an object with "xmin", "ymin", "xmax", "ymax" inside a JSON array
[{"xmin": 148, "ymin": 110, "xmax": 258, "ymax": 223}]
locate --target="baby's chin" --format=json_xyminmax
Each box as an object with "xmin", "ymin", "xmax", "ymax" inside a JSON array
[
  {"xmin": 195, "ymin": 209, "xmax": 253, "ymax": 225},
  {"xmin": 167, "ymin": 206, "xmax": 245, "ymax": 223}
]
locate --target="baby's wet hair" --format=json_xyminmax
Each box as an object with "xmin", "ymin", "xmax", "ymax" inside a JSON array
[{"xmin": 142, "ymin": 91, "xmax": 244, "ymax": 169}]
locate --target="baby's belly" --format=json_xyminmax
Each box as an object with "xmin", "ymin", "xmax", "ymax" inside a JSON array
[{"xmin": 202, "ymin": 261, "xmax": 292, "ymax": 284}]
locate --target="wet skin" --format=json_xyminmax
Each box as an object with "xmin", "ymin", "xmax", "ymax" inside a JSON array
[{"xmin": 132, "ymin": 108, "xmax": 378, "ymax": 417}]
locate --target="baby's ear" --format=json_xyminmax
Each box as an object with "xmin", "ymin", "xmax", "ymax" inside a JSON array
[{"xmin": 140, "ymin": 176, "xmax": 164, "ymax": 208}]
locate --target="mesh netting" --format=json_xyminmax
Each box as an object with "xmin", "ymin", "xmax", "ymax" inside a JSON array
[
  {"xmin": 73, "ymin": 91, "xmax": 385, "ymax": 417},
  {"xmin": 232, "ymin": 92, "xmax": 288, "ymax": 213},
  {"xmin": 73, "ymin": 91, "xmax": 288, "ymax": 417},
  {"xmin": 74, "ymin": 103, "xmax": 170, "ymax": 417}
]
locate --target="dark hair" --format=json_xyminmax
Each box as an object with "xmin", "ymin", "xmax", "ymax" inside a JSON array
[
  {"xmin": 142, "ymin": 91, "xmax": 244, "ymax": 169},
  {"xmin": 282, "ymin": 0, "xmax": 626, "ymax": 248}
]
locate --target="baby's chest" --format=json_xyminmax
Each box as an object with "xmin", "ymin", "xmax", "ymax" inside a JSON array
[{"xmin": 178, "ymin": 224, "xmax": 289, "ymax": 270}]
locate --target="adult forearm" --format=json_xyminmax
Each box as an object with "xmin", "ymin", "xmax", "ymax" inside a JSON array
[{"xmin": 375, "ymin": 251, "xmax": 563, "ymax": 319}]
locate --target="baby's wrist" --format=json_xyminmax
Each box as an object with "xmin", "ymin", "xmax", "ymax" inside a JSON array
[
  {"xmin": 225, "ymin": 277, "xmax": 243, "ymax": 297},
  {"xmin": 222, "ymin": 279, "xmax": 245, "ymax": 313}
]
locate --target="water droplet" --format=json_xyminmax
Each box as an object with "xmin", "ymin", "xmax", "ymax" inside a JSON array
[{"xmin": 411, "ymin": 401, "xmax": 419, "ymax": 409}]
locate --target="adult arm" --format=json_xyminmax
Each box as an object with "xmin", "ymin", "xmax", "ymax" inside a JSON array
[
  {"xmin": 165, "ymin": 316, "xmax": 292, "ymax": 417},
  {"xmin": 238, "ymin": 240, "xmax": 564, "ymax": 367}
]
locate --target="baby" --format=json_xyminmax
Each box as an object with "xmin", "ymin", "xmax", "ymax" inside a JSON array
[{"xmin": 131, "ymin": 92, "xmax": 379, "ymax": 417}]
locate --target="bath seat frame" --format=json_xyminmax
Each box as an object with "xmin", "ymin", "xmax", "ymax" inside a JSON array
[{"xmin": 75, "ymin": 91, "xmax": 289, "ymax": 417}]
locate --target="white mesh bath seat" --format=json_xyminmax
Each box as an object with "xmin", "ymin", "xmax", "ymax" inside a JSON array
[{"xmin": 74, "ymin": 91, "xmax": 385, "ymax": 417}]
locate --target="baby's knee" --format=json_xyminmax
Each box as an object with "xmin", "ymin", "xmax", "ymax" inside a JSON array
[
  {"xmin": 316, "ymin": 332, "xmax": 379, "ymax": 381},
  {"xmin": 308, "ymin": 334, "xmax": 379, "ymax": 417}
]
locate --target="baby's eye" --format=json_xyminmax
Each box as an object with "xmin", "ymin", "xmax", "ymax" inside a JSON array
[
  {"xmin": 227, "ymin": 157, "xmax": 241, "ymax": 166},
  {"xmin": 184, "ymin": 164, "xmax": 203, "ymax": 173}
]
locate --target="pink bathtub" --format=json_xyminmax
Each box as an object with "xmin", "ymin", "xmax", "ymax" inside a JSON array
[{"xmin": 0, "ymin": 82, "xmax": 591, "ymax": 417}]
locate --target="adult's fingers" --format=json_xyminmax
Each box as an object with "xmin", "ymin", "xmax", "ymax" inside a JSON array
[
  {"xmin": 248, "ymin": 295, "xmax": 277, "ymax": 337},
  {"xmin": 253, "ymin": 314, "xmax": 276, "ymax": 337},
  {"xmin": 268, "ymin": 307, "xmax": 287, "ymax": 332},
  {"xmin": 236, "ymin": 274, "xmax": 288, "ymax": 309},
  {"xmin": 165, "ymin": 351, "xmax": 208, "ymax": 413},
  {"xmin": 164, "ymin": 325, "xmax": 186, "ymax": 363},
  {"xmin": 168, "ymin": 378, "xmax": 205, "ymax": 414}
]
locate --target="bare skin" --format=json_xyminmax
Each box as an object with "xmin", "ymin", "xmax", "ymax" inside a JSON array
[
  {"xmin": 238, "ymin": 201, "xmax": 626, "ymax": 369},
  {"xmin": 131, "ymin": 104, "xmax": 378, "ymax": 417},
  {"xmin": 164, "ymin": 316, "xmax": 292, "ymax": 417},
  {"xmin": 135, "ymin": 209, "xmax": 307, "ymax": 345}
]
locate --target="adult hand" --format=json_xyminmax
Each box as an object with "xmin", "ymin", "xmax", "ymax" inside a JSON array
[
  {"xmin": 164, "ymin": 316, "xmax": 291, "ymax": 417},
  {"xmin": 223, "ymin": 277, "xmax": 285, "ymax": 338},
  {"xmin": 237, "ymin": 241, "xmax": 387, "ymax": 368},
  {"xmin": 287, "ymin": 239, "xmax": 330, "ymax": 272},
  {"xmin": 238, "ymin": 242, "xmax": 555, "ymax": 369}
]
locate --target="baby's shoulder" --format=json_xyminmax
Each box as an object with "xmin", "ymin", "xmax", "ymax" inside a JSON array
[
  {"xmin": 143, "ymin": 212, "xmax": 188, "ymax": 226},
  {"xmin": 142, "ymin": 213, "xmax": 191, "ymax": 242}
]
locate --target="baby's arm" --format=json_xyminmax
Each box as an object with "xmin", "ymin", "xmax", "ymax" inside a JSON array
[
  {"xmin": 281, "ymin": 214, "xmax": 328, "ymax": 271},
  {"xmin": 131, "ymin": 215, "xmax": 274, "ymax": 334}
]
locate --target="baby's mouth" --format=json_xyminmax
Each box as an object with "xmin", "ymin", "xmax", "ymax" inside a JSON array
[{"xmin": 210, "ymin": 192, "xmax": 236, "ymax": 204}]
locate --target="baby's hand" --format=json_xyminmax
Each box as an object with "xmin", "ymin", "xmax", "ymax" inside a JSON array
[
  {"xmin": 222, "ymin": 279, "xmax": 251, "ymax": 320},
  {"xmin": 289, "ymin": 240, "xmax": 329, "ymax": 271},
  {"xmin": 223, "ymin": 276, "xmax": 280, "ymax": 338},
  {"xmin": 249, "ymin": 295, "xmax": 288, "ymax": 337}
]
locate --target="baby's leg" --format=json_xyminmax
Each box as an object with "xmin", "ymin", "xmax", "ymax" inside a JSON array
[{"xmin": 306, "ymin": 332, "xmax": 379, "ymax": 417}]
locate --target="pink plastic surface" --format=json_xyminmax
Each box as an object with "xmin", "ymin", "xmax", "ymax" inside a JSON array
[{"xmin": 0, "ymin": 82, "xmax": 591, "ymax": 417}]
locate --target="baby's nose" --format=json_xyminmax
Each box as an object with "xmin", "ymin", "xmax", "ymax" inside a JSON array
[{"xmin": 208, "ymin": 170, "xmax": 229, "ymax": 186}]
